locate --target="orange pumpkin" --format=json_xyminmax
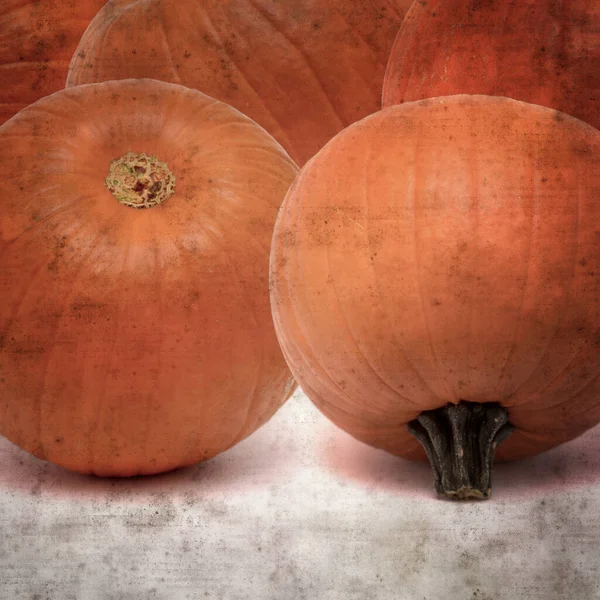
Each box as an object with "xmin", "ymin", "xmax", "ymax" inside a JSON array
[
  {"xmin": 0, "ymin": 78, "xmax": 298, "ymax": 477},
  {"xmin": 0, "ymin": 0, "xmax": 106, "ymax": 125},
  {"xmin": 66, "ymin": 0, "xmax": 408, "ymax": 165},
  {"xmin": 270, "ymin": 95, "xmax": 600, "ymax": 499},
  {"xmin": 382, "ymin": 0, "xmax": 600, "ymax": 130}
]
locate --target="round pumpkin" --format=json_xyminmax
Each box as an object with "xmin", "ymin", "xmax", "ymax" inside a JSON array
[
  {"xmin": 0, "ymin": 78, "xmax": 298, "ymax": 477},
  {"xmin": 382, "ymin": 0, "xmax": 600, "ymax": 131},
  {"xmin": 0, "ymin": 0, "xmax": 106, "ymax": 125},
  {"xmin": 66, "ymin": 0, "xmax": 408, "ymax": 166},
  {"xmin": 270, "ymin": 94, "xmax": 600, "ymax": 499}
]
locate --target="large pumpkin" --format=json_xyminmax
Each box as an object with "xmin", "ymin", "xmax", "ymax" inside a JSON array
[
  {"xmin": 66, "ymin": 0, "xmax": 409, "ymax": 165},
  {"xmin": 0, "ymin": 78, "xmax": 298, "ymax": 477},
  {"xmin": 382, "ymin": 0, "xmax": 600, "ymax": 131},
  {"xmin": 0, "ymin": 0, "xmax": 106, "ymax": 125},
  {"xmin": 270, "ymin": 95, "xmax": 600, "ymax": 499}
]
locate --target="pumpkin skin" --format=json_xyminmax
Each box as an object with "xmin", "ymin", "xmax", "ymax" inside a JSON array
[
  {"xmin": 270, "ymin": 95, "xmax": 600, "ymax": 465},
  {"xmin": 66, "ymin": 0, "xmax": 408, "ymax": 166},
  {"xmin": 0, "ymin": 78, "xmax": 298, "ymax": 477},
  {"xmin": 0, "ymin": 0, "xmax": 106, "ymax": 125},
  {"xmin": 382, "ymin": 0, "xmax": 600, "ymax": 131}
]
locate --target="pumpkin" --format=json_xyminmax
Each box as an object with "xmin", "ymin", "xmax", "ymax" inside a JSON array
[
  {"xmin": 0, "ymin": 78, "xmax": 298, "ymax": 477},
  {"xmin": 270, "ymin": 94, "xmax": 600, "ymax": 499},
  {"xmin": 382, "ymin": 0, "xmax": 600, "ymax": 131},
  {"xmin": 66, "ymin": 0, "xmax": 408, "ymax": 166},
  {"xmin": 0, "ymin": 0, "xmax": 106, "ymax": 125}
]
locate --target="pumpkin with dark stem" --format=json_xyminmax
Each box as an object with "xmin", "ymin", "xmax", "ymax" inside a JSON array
[
  {"xmin": 0, "ymin": 78, "xmax": 298, "ymax": 477},
  {"xmin": 66, "ymin": 0, "xmax": 412, "ymax": 166},
  {"xmin": 0, "ymin": 0, "xmax": 106, "ymax": 125},
  {"xmin": 270, "ymin": 95, "xmax": 600, "ymax": 500},
  {"xmin": 382, "ymin": 0, "xmax": 600, "ymax": 131}
]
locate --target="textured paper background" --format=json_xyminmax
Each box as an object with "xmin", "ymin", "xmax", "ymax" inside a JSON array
[{"xmin": 1, "ymin": 388, "xmax": 599, "ymax": 599}]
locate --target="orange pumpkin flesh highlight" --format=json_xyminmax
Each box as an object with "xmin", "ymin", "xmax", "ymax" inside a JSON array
[
  {"xmin": 382, "ymin": 0, "xmax": 600, "ymax": 131},
  {"xmin": 66, "ymin": 0, "xmax": 408, "ymax": 166},
  {"xmin": 270, "ymin": 95, "xmax": 600, "ymax": 499},
  {"xmin": 0, "ymin": 0, "xmax": 106, "ymax": 125},
  {"xmin": 0, "ymin": 78, "xmax": 298, "ymax": 477}
]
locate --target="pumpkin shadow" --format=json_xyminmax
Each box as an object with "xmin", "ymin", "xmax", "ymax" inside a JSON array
[
  {"xmin": 318, "ymin": 421, "xmax": 600, "ymax": 501},
  {"xmin": 0, "ymin": 417, "xmax": 299, "ymax": 504},
  {"xmin": 317, "ymin": 425, "xmax": 436, "ymax": 501},
  {"xmin": 492, "ymin": 425, "xmax": 600, "ymax": 500}
]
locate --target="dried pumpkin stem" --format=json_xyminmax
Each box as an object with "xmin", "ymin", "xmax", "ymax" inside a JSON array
[
  {"xmin": 105, "ymin": 152, "xmax": 175, "ymax": 208},
  {"xmin": 408, "ymin": 401, "xmax": 514, "ymax": 501}
]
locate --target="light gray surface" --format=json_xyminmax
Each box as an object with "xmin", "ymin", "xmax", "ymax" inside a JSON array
[{"xmin": 1, "ymin": 389, "xmax": 599, "ymax": 600}]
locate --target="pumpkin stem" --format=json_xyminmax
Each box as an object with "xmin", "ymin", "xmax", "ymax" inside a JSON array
[
  {"xmin": 105, "ymin": 152, "xmax": 175, "ymax": 208},
  {"xmin": 407, "ymin": 401, "xmax": 513, "ymax": 500}
]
